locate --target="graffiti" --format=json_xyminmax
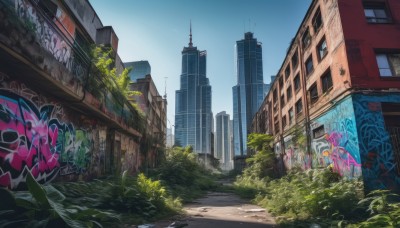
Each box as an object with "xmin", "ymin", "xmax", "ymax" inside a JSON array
[
  {"xmin": 14, "ymin": 0, "xmax": 87, "ymax": 80},
  {"xmin": 282, "ymin": 136, "xmax": 312, "ymax": 171},
  {"xmin": 310, "ymin": 97, "xmax": 362, "ymax": 178},
  {"xmin": 353, "ymin": 94, "xmax": 400, "ymax": 191},
  {"xmin": 0, "ymin": 90, "xmax": 92, "ymax": 189}
]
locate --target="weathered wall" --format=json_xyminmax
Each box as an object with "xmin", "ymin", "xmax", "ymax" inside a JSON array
[
  {"xmin": 276, "ymin": 93, "xmax": 400, "ymax": 191},
  {"xmin": 310, "ymin": 96, "xmax": 361, "ymax": 178},
  {"xmin": 353, "ymin": 94, "xmax": 400, "ymax": 191},
  {"xmin": 0, "ymin": 74, "xmax": 140, "ymax": 189}
]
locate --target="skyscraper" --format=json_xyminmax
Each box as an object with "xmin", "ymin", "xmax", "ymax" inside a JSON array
[
  {"xmin": 124, "ymin": 60, "xmax": 151, "ymax": 82},
  {"xmin": 215, "ymin": 111, "xmax": 232, "ymax": 169},
  {"xmin": 175, "ymin": 24, "xmax": 212, "ymax": 154},
  {"xmin": 232, "ymin": 32, "xmax": 267, "ymax": 156}
]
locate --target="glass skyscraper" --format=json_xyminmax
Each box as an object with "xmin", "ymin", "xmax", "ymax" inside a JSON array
[
  {"xmin": 175, "ymin": 25, "xmax": 212, "ymax": 154},
  {"xmin": 232, "ymin": 32, "xmax": 267, "ymax": 156},
  {"xmin": 124, "ymin": 60, "xmax": 151, "ymax": 82}
]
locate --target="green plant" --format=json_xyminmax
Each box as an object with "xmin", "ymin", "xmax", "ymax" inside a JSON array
[
  {"xmin": 0, "ymin": 173, "xmax": 120, "ymax": 228},
  {"xmin": 344, "ymin": 190, "xmax": 400, "ymax": 227}
]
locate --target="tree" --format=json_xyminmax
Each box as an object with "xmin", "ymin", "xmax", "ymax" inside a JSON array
[{"xmin": 244, "ymin": 133, "xmax": 276, "ymax": 179}]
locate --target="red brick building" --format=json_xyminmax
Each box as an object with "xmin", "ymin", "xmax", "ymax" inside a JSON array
[{"xmin": 252, "ymin": 0, "xmax": 400, "ymax": 191}]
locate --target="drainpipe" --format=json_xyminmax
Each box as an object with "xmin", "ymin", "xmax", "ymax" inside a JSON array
[{"xmin": 297, "ymin": 34, "xmax": 312, "ymax": 158}]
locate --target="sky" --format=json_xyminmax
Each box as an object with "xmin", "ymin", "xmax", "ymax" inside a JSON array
[{"xmin": 90, "ymin": 0, "xmax": 312, "ymax": 129}]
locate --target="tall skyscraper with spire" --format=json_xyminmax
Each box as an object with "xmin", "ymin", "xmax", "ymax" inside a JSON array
[
  {"xmin": 232, "ymin": 32, "xmax": 267, "ymax": 156},
  {"xmin": 175, "ymin": 24, "xmax": 212, "ymax": 154}
]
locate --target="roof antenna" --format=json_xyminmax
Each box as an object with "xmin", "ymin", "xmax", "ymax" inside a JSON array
[{"xmin": 189, "ymin": 20, "xmax": 193, "ymax": 47}]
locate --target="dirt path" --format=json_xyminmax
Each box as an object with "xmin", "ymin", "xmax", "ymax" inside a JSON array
[{"xmin": 153, "ymin": 191, "xmax": 277, "ymax": 228}]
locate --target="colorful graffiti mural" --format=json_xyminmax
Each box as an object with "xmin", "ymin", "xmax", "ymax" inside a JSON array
[
  {"xmin": 283, "ymin": 135, "xmax": 312, "ymax": 170},
  {"xmin": 353, "ymin": 94, "xmax": 400, "ymax": 191},
  {"xmin": 0, "ymin": 90, "xmax": 92, "ymax": 189},
  {"xmin": 310, "ymin": 97, "xmax": 362, "ymax": 178}
]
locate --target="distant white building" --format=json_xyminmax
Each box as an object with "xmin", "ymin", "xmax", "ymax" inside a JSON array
[
  {"xmin": 166, "ymin": 127, "xmax": 174, "ymax": 148},
  {"xmin": 215, "ymin": 111, "xmax": 233, "ymax": 171}
]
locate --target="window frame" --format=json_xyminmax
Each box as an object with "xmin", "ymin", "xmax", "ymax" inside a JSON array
[
  {"xmin": 286, "ymin": 85, "xmax": 292, "ymax": 101},
  {"xmin": 375, "ymin": 52, "xmax": 400, "ymax": 77},
  {"xmin": 312, "ymin": 8, "xmax": 323, "ymax": 33},
  {"xmin": 321, "ymin": 69, "xmax": 333, "ymax": 93},
  {"xmin": 308, "ymin": 82, "xmax": 319, "ymax": 104},
  {"xmin": 317, "ymin": 37, "xmax": 328, "ymax": 61},
  {"xmin": 363, "ymin": 1, "xmax": 392, "ymax": 24},
  {"xmin": 294, "ymin": 74, "xmax": 301, "ymax": 92},
  {"xmin": 305, "ymin": 55, "xmax": 314, "ymax": 76},
  {"xmin": 292, "ymin": 51, "xmax": 299, "ymax": 69},
  {"xmin": 302, "ymin": 28, "xmax": 311, "ymax": 49},
  {"xmin": 282, "ymin": 115, "xmax": 287, "ymax": 128},
  {"xmin": 288, "ymin": 107, "xmax": 294, "ymax": 125},
  {"xmin": 295, "ymin": 99, "xmax": 303, "ymax": 115},
  {"xmin": 285, "ymin": 65, "xmax": 291, "ymax": 81}
]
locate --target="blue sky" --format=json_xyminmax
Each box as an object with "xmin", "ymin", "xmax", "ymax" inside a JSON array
[{"xmin": 90, "ymin": 0, "xmax": 312, "ymax": 129}]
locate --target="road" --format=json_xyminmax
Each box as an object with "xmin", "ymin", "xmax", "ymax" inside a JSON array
[{"xmin": 153, "ymin": 190, "xmax": 277, "ymax": 228}]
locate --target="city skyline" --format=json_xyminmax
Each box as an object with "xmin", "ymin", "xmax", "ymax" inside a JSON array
[{"xmin": 89, "ymin": 0, "xmax": 312, "ymax": 129}]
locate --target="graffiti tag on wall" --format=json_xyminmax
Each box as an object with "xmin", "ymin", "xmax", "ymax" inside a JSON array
[
  {"xmin": 310, "ymin": 97, "xmax": 361, "ymax": 178},
  {"xmin": 353, "ymin": 94, "xmax": 400, "ymax": 191},
  {"xmin": 0, "ymin": 90, "xmax": 92, "ymax": 189}
]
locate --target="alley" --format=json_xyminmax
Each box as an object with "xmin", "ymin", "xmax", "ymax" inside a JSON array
[{"xmin": 154, "ymin": 190, "xmax": 277, "ymax": 228}]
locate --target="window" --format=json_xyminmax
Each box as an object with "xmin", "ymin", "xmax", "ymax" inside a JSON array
[
  {"xmin": 282, "ymin": 115, "xmax": 287, "ymax": 128},
  {"xmin": 38, "ymin": 0, "xmax": 58, "ymax": 19},
  {"xmin": 317, "ymin": 38, "xmax": 328, "ymax": 60},
  {"xmin": 285, "ymin": 65, "xmax": 291, "ymax": 80},
  {"xmin": 292, "ymin": 51, "xmax": 299, "ymax": 69},
  {"xmin": 279, "ymin": 77, "xmax": 284, "ymax": 90},
  {"xmin": 280, "ymin": 95, "xmax": 285, "ymax": 106},
  {"xmin": 364, "ymin": 2, "xmax": 391, "ymax": 23},
  {"xmin": 295, "ymin": 99, "xmax": 303, "ymax": 114},
  {"xmin": 376, "ymin": 53, "xmax": 400, "ymax": 77},
  {"xmin": 302, "ymin": 28, "xmax": 311, "ymax": 48},
  {"xmin": 312, "ymin": 8, "xmax": 323, "ymax": 33},
  {"xmin": 294, "ymin": 74, "xmax": 301, "ymax": 92},
  {"xmin": 305, "ymin": 55, "xmax": 314, "ymax": 75},
  {"xmin": 308, "ymin": 83, "xmax": 318, "ymax": 104},
  {"xmin": 289, "ymin": 108, "xmax": 294, "ymax": 124},
  {"xmin": 287, "ymin": 85, "xmax": 292, "ymax": 101},
  {"xmin": 321, "ymin": 70, "xmax": 333, "ymax": 93},
  {"xmin": 273, "ymin": 88, "xmax": 278, "ymax": 102},
  {"xmin": 313, "ymin": 125, "xmax": 325, "ymax": 138}
]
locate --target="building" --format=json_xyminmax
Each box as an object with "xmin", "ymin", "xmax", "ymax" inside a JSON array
[
  {"xmin": 166, "ymin": 128, "xmax": 174, "ymax": 148},
  {"xmin": 130, "ymin": 74, "xmax": 167, "ymax": 167},
  {"xmin": 215, "ymin": 111, "xmax": 233, "ymax": 170},
  {"xmin": 232, "ymin": 32, "xmax": 268, "ymax": 157},
  {"xmin": 0, "ymin": 0, "xmax": 159, "ymax": 189},
  {"xmin": 175, "ymin": 24, "xmax": 212, "ymax": 154},
  {"xmin": 252, "ymin": 0, "xmax": 400, "ymax": 191},
  {"xmin": 124, "ymin": 60, "xmax": 151, "ymax": 82}
]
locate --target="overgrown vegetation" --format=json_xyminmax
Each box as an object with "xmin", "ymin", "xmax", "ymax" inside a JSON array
[
  {"xmin": 151, "ymin": 146, "xmax": 218, "ymax": 202},
  {"xmin": 233, "ymin": 133, "xmax": 400, "ymax": 227},
  {"xmin": 0, "ymin": 146, "xmax": 217, "ymax": 227}
]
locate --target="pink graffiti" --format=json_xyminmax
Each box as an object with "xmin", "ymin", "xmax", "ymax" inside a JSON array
[
  {"xmin": 325, "ymin": 133, "xmax": 361, "ymax": 177},
  {"xmin": 284, "ymin": 146, "xmax": 312, "ymax": 170},
  {"xmin": 0, "ymin": 96, "xmax": 60, "ymax": 189}
]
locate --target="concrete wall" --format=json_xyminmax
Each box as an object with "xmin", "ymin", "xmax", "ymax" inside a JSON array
[
  {"xmin": 0, "ymin": 74, "xmax": 141, "ymax": 190},
  {"xmin": 63, "ymin": 0, "xmax": 103, "ymax": 42}
]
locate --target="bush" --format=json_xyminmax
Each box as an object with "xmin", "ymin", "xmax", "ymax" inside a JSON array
[
  {"xmin": 152, "ymin": 146, "xmax": 217, "ymax": 202},
  {"xmin": 258, "ymin": 169, "xmax": 364, "ymax": 220}
]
